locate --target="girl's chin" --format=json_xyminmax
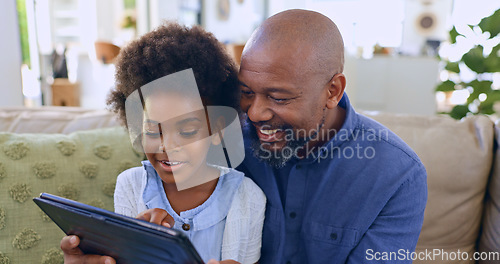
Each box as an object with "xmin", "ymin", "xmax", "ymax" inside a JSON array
[{"xmin": 159, "ymin": 173, "xmax": 191, "ymax": 187}]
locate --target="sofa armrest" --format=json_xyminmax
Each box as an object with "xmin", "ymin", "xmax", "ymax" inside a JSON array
[{"xmin": 479, "ymin": 122, "xmax": 500, "ymax": 263}]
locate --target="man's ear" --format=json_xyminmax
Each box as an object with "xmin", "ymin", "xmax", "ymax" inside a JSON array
[
  {"xmin": 210, "ymin": 117, "xmax": 226, "ymax": 146},
  {"xmin": 325, "ymin": 73, "xmax": 346, "ymax": 109}
]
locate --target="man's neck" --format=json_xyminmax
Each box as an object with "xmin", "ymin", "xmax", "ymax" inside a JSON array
[{"xmin": 299, "ymin": 106, "xmax": 346, "ymax": 158}]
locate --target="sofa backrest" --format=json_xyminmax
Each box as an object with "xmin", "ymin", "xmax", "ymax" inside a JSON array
[
  {"xmin": 1, "ymin": 107, "xmax": 499, "ymax": 263},
  {"xmin": 0, "ymin": 106, "xmax": 120, "ymax": 134},
  {"xmin": 364, "ymin": 112, "xmax": 496, "ymax": 264}
]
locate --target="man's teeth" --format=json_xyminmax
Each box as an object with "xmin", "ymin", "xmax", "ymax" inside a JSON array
[
  {"xmin": 260, "ymin": 129, "xmax": 281, "ymax": 135},
  {"xmin": 161, "ymin": 161, "xmax": 182, "ymax": 166}
]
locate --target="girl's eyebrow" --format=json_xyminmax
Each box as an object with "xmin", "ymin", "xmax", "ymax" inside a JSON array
[
  {"xmin": 144, "ymin": 119, "xmax": 159, "ymax": 125},
  {"xmin": 145, "ymin": 117, "xmax": 202, "ymax": 126},
  {"xmin": 176, "ymin": 117, "xmax": 201, "ymax": 125}
]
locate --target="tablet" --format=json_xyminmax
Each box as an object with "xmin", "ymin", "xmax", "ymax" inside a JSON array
[{"xmin": 33, "ymin": 193, "xmax": 204, "ymax": 264}]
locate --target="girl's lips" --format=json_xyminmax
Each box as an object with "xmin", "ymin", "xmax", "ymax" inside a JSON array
[{"xmin": 158, "ymin": 160, "xmax": 186, "ymax": 172}]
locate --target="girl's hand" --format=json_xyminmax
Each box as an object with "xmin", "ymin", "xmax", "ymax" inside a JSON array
[{"xmin": 136, "ymin": 208, "xmax": 174, "ymax": 228}]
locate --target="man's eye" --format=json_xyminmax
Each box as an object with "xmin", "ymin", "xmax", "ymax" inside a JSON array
[
  {"xmin": 270, "ymin": 96, "xmax": 290, "ymax": 103},
  {"xmin": 241, "ymin": 90, "xmax": 254, "ymax": 96}
]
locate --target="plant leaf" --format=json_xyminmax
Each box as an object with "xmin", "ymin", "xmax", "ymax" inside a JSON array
[
  {"xmin": 484, "ymin": 45, "xmax": 500, "ymax": 72},
  {"xmin": 469, "ymin": 80, "xmax": 493, "ymax": 94},
  {"xmin": 445, "ymin": 62, "xmax": 460, "ymax": 73},
  {"xmin": 478, "ymin": 8, "xmax": 500, "ymax": 38},
  {"xmin": 482, "ymin": 90, "xmax": 500, "ymax": 106},
  {"xmin": 462, "ymin": 45, "xmax": 487, "ymax": 73},
  {"xmin": 450, "ymin": 105, "xmax": 469, "ymax": 120},
  {"xmin": 466, "ymin": 80, "xmax": 492, "ymax": 104},
  {"xmin": 479, "ymin": 102, "xmax": 495, "ymax": 115},
  {"xmin": 435, "ymin": 80, "xmax": 456, "ymax": 92},
  {"xmin": 449, "ymin": 26, "xmax": 461, "ymax": 44},
  {"xmin": 492, "ymin": 43, "xmax": 500, "ymax": 54}
]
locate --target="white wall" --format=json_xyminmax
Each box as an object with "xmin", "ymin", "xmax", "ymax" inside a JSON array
[
  {"xmin": 203, "ymin": 0, "xmax": 264, "ymax": 43},
  {"xmin": 136, "ymin": 0, "xmax": 180, "ymax": 37},
  {"xmin": 344, "ymin": 55, "xmax": 439, "ymax": 115},
  {"xmin": 268, "ymin": 0, "xmax": 304, "ymax": 17},
  {"xmin": 95, "ymin": 0, "xmax": 124, "ymax": 43},
  {"xmin": 0, "ymin": 0, "xmax": 24, "ymax": 106}
]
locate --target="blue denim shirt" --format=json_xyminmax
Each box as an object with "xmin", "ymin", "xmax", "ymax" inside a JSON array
[{"xmin": 238, "ymin": 94, "xmax": 428, "ymax": 264}]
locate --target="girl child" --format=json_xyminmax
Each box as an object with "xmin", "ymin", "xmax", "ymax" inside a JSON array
[{"xmin": 106, "ymin": 22, "xmax": 266, "ymax": 264}]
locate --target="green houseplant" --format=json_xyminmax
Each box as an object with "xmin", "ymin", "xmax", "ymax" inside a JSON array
[{"xmin": 436, "ymin": 8, "xmax": 500, "ymax": 119}]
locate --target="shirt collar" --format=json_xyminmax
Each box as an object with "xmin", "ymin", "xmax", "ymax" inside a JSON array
[{"xmin": 141, "ymin": 161, "xmax": 243, "ymax": 231}]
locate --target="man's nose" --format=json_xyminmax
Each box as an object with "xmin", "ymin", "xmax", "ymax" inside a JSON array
[{"xmin": 246, "ymin": 95, "xmax": 273, "ymax": 123}]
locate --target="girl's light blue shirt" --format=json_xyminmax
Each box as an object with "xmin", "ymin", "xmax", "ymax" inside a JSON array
[{"xmin": 141, "ymin": 160, "xmax": 243, "ymax": 262}]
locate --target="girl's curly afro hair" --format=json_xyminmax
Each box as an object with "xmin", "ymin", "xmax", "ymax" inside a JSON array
[{"xmin": 107, "ymin": 22, "xmax": 239, "ymax": 126}]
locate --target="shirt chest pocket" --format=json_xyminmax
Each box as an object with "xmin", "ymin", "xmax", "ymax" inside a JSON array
[
  {"xmin": 301, "ymin": 222, "xmax": 360, "ymax": 263},
  {"xmin": 302, "ymin": 221, "xmax": 360, "ymax": 247}
]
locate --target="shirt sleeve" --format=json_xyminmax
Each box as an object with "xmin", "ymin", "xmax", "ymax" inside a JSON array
[
  {"xmin": 114, "ymin": 167, "xmax": 142, "ymax": 217},
  {"xmin": 346, "ymin": 164, "xmax": 428, "ymax": 264},
  {"xmin": 222, "ymin": 177, "xmax": 267, "ymax": 264}
]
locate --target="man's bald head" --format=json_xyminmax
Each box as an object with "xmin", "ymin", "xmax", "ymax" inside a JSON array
[{"xmin": 242, "ymin": 9, "xmax": 344, "ymax": 80}]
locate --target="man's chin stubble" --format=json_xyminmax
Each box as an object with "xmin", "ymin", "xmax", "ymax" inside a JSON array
[{"xmin": 249, "ymin": 126, "xmax": 308, "ymax": 168}]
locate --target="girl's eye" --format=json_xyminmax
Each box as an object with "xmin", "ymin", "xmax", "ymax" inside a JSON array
[
  {"xmin": 144, "ymin": 131, "xmax": 161, "ymax": 138},
  {"xmin": 179, "ymin": 130, "xmax": 198, "ymax": 137}
]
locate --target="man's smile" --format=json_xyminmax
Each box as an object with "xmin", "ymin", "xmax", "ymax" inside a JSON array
[{"xmin": 253, "ymin": 124, "xmax": 286, "ymax": 143}]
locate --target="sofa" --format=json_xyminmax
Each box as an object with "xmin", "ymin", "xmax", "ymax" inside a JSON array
[{"xmin": 0, "ymin": 106, "xmax": 498, "ymax": 263}]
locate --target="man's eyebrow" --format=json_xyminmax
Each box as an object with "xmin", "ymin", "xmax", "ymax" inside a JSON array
[
  {"xmin": 265, "ymin": 87, "xmax": 296, "ymax": 94},
  {"xmin": 238, "ymin": 80, "xmax": 249, "ymax": 88},
  {"xmin": 239, "ymin": 80, "xmax": 296, "ymax": 94}
]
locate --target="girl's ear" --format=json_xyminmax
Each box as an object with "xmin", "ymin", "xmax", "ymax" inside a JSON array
[
  {"xmin": 210, "ymin": 117, "xmax": 226, "ymax": 146},
  {"xmin": 325, "ymin": 73, "xmax": 346, "ymax": 109}
]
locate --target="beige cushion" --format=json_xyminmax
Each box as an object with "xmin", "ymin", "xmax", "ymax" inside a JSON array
[
  {"xmin": 0, "ymin": 127, "xmax": 144, "ymax": 263},
  {"xmin": 0, "ymin": 106, "xmax": 120, "ymax": 134},
  {"xmin": 364, "ymin": 112, "xmax": 494, "ymax": 264},
  {"xmin": 478, "ymin": 123, "xmax": 500, "ymax": 263}
]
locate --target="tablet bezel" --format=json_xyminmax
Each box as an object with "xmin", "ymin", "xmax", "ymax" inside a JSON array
[{"xmin": 33, "ymin": 193, "xmax": 204, "ymax": 264}]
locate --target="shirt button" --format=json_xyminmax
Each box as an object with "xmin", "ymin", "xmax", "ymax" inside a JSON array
[
  {"xmin": 296, "ymin": 165, "xmax": 302, "ymax": 169},
  {"xmin": 286, "ymin": 261, "xmax": 291, "ymax": 264},
  {"xmin": 289, "ymin": 212, "xmax": 297, "ymax": 219},
  {"xmin": 330, "ymin": 232, "xmax": 337, "ymax": 240},
  {"xmin": 182, "ymin": 223, "xmax": 191, "ymax": 231}
]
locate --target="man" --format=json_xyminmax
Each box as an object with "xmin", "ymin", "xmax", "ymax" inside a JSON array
[
  {"xmin": 61, "ymin": 9, "xmax": 427, "ymax": 264},
  {"xmin": 236, "ymin": 9, "xmax": 427, "ymax": 264}
]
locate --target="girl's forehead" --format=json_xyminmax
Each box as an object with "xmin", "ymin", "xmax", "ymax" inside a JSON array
[{"xmin": 144, "ymin": 91, "xmax": 205, "ymax": 121}]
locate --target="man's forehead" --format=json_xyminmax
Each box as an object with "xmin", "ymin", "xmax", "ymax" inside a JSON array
[{"xmin": 238, "ymin": 78, "xmax": 299, "ymax": 95}]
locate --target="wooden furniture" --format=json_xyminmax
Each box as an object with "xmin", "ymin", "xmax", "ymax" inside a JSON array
[
  {"xmin": 94, "ymin": 41, "xmax": 121, "ymax": 64},
  {"xmin": 51, "ymin": 78, "xmax": 80, "ymax": 106},
  {"xmin": 225, "ymin": 43, "xmax": 245, "ymax": 66}
]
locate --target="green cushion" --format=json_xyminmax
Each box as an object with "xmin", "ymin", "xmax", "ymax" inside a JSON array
[{"xmin": 0, "ymin": 127, "xmax": 144, "ymax": 263}]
